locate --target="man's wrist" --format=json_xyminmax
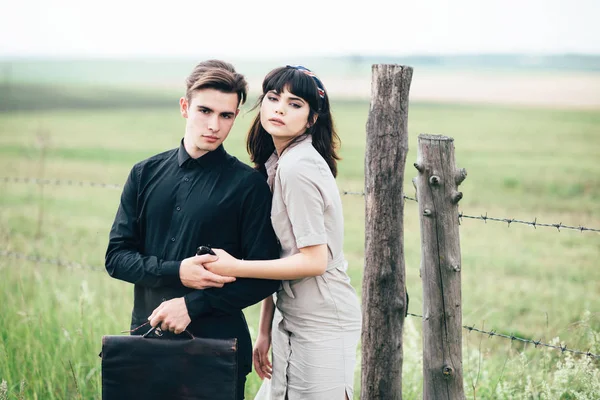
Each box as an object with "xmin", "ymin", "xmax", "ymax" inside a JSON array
[
  {"xmin": 161, "ymin": 260, "xmax": 182, "ymax": 278},
  {"xmin": 184, "ymin": 291, "xmax": 210, "ymax": 319}
]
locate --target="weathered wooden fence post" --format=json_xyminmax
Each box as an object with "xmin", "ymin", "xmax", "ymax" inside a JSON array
[
  {"xmin": 414, "ymin": 134, "xmax": 467, "ymax": 399},
  {"xmin": 362, "ymin": 64, "xmax": 412, "ymax": 399}
]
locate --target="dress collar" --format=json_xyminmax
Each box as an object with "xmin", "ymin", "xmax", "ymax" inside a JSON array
[{"xmin": 265, "ymin": 134, "xmax": 312, "ymax": 190}]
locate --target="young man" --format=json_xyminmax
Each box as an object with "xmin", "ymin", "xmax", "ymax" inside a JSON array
[{"xmin": 105, "ymin": 60, "xmax": 280, "ymax": 398}]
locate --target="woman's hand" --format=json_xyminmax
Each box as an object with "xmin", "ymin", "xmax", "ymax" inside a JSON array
[
  {"xmin": 253, "ymin": 332, "xmax": 272, "ymax": 380},
  {"xmin": 204, "ymin": 248, "xmax": 241, "ymax": 277},
  {"xmin": 179, "ymin": 254, "xmax": 236, "ymax": 289}
]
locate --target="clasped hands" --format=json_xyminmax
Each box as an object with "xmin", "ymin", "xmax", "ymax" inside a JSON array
[{"xmin": 148, "ymin": 250, "xmax": 240, "ymax": 334}]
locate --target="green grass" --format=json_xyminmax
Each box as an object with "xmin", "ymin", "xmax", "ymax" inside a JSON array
[{"xmin": 0, "ymin": 95, "xmax": 599, "ymax": 399}]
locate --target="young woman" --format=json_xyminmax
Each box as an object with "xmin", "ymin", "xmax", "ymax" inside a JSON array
[{"xmin": 205, "ymin": 65, "xmax": 361, "ymax": 400}]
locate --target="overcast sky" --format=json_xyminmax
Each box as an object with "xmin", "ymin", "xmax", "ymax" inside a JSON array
[{"xmin": 1, "ymin": 0, "xmax": 598, "ymax": 58}]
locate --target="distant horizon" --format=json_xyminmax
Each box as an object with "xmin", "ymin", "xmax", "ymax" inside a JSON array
[
  {"xmin": 1, "ymin": 52, "xmax": 600, "ymax": 61},
  {"xmin": 2, "ymin": 54, "xmax": 599, "ymax": 94},
  {"xmin": 2, "ymin": 54, "xmax": 599, "ymax": 110}
]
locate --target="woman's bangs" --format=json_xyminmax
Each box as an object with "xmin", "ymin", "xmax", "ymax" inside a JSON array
[{"xmin": 263, "ymin": 68, "xmax": 319, "ymax": 107}]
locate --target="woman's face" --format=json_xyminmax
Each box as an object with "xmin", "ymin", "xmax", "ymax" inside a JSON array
[{"xmin": 260, "ymin": 87, "xmax": 312, "ymax": 142}]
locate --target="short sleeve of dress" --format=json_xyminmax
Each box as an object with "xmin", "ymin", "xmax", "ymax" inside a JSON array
[{"xmin": 279, "ymin": 157, "xmax": 328, "ymax": 249}]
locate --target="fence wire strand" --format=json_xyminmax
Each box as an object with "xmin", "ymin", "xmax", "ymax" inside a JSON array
[
  {"xmin": 458, "ymin": 212, "xmax": 600, "ymax": 233},
  {"xmin": 2, "ymin": 176, "xmax": 122, "ymax": 190},
  {"xmin": 2, "ymin": 249, "xmax": 599, "ymax": 360},
  {"xmin": 3, "ymin": 177, "xmax": 599, "ymax": 233},
  {"xmin": 406, "ymin": 312, "xmax": 599, "ymax": 359},
  {"xmin": 0, "ymin": 250, "xmax": 102, "ymax": 272},
  {"xmin": 2, "ymin": 177, "xmax": 418, "ymax": 201},
  {"xmin": 342, "ymin": 189, "xmax": 418, "ymax": 203},
  {"xmin": 341, "ymin": 187, "xmax": 598, "ymax": 233}
]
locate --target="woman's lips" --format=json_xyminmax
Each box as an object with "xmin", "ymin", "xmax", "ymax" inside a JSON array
[{"xmin": 268, "ymin": 118, "xmax": 285, "ymax": 126}]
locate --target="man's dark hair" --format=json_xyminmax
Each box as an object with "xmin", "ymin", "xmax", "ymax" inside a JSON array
[{"xmin": 185, "ymin": 60, "xmax": 248, "ymax": 105}]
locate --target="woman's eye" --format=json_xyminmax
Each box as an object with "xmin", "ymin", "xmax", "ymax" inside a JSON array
[
  {"xmin": 290, "ymin": 103, "xmax": 301, "ymax": 108},
  {"xmin": 267, "ymin": 96, "xmax": 278, "ymax": 102}
]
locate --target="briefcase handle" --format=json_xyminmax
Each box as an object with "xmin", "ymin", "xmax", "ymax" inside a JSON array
[
  {"xmin": 100, "ymin": 324, "xmax": 196, "ymax": 359},
  {"xmin": 142, "ymin": 325, "xmax": 195, "ymax": 339},
  {"xmin": 123, "ymin": 321, "xmax": 196, "ymax": 340}
]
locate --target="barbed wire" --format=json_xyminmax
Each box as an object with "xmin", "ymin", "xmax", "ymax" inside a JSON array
[
  {"xmin": 1, "ymin": 176, "xmax": 123, "ymax": 190},
  {"xmin": 342, "ymin": 188, "xmax": 598, "ymax": 233},
  {"xmin": 341, "ymin": 189, "xmax": 598, "ymax": 233},
  {"xmin": 3, "ymin": 249, "xmax": 598, "ymax": 360},
  {"xmin": 341, "ymin": 190, "xmax": 418, "ymax": 202},
  {"xmin": 0, "ymin": 176, "xmax": 417, "ymax": 202},
  {"xmin": 458, "ymin": 212, "xmax": 600, "ymax": 233},
  {"xmin": 407, "ymin": 312, "xmax": 599, "ymax": 359},
  {"xmin": 0, "ymin": 250, "xmax": 103, "ymax": 272},
  {"xmin": 3, "ymin": 177, "xmax": 598, "ymax": 232},
  {"xmin": 341, "ymin": 190, "xmax": 365, "ymax": 196}
]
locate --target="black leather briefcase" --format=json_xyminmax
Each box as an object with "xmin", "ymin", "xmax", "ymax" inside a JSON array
[{"xmin": 100, "ymin": 328, "xmax": 238, "ymax": 400}]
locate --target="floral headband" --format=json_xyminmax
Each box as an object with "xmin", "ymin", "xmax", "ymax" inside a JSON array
[{"xmin": 286, "ymin": 65, "xmax": 326, "ymax": 99}]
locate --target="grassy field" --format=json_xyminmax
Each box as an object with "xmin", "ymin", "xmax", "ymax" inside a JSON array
[{"xmin": 0, "ymin": 86, "xmax": 599, "ymax": 399}]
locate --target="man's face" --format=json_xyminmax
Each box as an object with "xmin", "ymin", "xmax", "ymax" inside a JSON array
[{"xmin": 180, "ymin": 88, "xmax": 240, "ymax": 158}]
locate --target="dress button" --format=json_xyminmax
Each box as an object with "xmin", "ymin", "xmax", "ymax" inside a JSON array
[
  {"xmin": 171, "ymin": 237, "xmax": 176, "ymax": 242},
  {"xmin": 184, "ymin": 177, "xmax": 189, "ymax": 182},
  {"xmin": 176, "ymin": 206, "xmax": 181, "ymax": 211}
]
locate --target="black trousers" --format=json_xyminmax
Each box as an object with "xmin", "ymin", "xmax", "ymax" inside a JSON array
[{"xmin": 237, "ymin": 375, "xmax": 247, "ymax": 400}]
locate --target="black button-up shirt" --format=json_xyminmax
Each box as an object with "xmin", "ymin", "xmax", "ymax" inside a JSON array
[{"xmin": 105, "ymin": 141, "xmax": 281, "ymax": 375}]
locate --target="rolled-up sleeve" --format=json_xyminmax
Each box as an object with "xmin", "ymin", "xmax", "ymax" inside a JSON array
[{"xmin": 279, "ymin": 157, "xmax": 328, "ymax": 249}]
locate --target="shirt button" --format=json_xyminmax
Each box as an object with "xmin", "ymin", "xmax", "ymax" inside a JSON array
[
  {"xmin": 184, "ymin": 177, "xmax": 189, "ymax": 182},
  {"xmin": 176, "ymin": 206, "xmax": 181, "ymax": 211},
  {"xmin": 171, "ymin": 237, "xmax": 176, "ymax": 242}
]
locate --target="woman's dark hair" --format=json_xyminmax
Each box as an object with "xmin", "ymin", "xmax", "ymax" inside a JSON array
[{"xmin": 246, "ymin": 66, "xmax": 341, "ymax": 177}]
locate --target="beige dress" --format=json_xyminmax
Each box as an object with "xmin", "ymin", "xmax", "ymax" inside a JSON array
[{"xmin": 264, "ymin": 135, "xmax": 362, "ymax": 400}]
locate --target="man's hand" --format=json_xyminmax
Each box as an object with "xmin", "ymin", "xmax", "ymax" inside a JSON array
[
  {"xmin": 148, "ymin": 298, "xmax": 191, "ymax": 335},
  {"xmin": 180, "ymin": 254, "xmax": 236, "ymax": 290}
]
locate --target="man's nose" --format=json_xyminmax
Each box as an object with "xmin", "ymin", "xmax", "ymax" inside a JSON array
[{"xmin": 207, "ymin": 115, "xmax": 220, "ymax": 132}]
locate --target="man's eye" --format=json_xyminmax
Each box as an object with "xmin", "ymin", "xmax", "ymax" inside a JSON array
[
  {"xmin": 223, "ymin": 115, "xmax": 233, "ymax": 119},
  {"xmin": 200, "ymin": 109, "xmax": 210, "ymax": 114}
]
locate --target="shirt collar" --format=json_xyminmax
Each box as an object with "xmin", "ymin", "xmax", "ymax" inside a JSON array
[
  {"xmin": 282, "ymin": 134, "xmax": 312, "ymax": 158},
  {"xmin": 266, "ymin": 134, "xmax": 313, "ymax": 168},
  {"xmin": 177, "ymin": 139, "xmax": 228, "ymax": 169},
  {"xmin": 265, "ymin": 134, "xmax": 312, "ymax": 190}
]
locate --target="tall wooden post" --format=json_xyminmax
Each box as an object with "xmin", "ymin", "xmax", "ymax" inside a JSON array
[
  {"xmin": 362, "ymin": 64, "xmax": 412, "ymax": 399},
  {"xmin": 414, "ymin": 134, "xmax": 467, "ymax": 399}
]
